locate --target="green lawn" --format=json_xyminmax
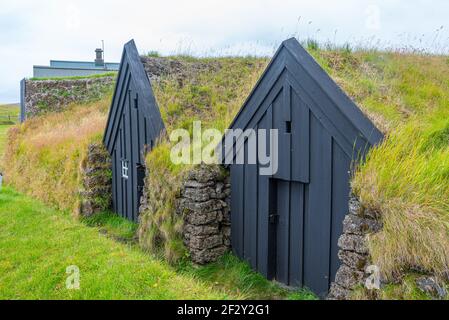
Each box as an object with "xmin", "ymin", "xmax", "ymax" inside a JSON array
[
  {"xmin": 0, "ymin": 187, "xmax": 315, "ymax": 300},
  {"xmin": 0, "ymin": 187, "xmax": 228, "ymax": 299}
]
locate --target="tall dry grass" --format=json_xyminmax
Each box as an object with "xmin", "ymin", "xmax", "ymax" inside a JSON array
[
  {"xmin": 2, "ymin": 97, "xmax": 110, "ymax": 214},
  {"xmin": 353, "ymin": 110, "xmax": 449, "ymax": 281}
]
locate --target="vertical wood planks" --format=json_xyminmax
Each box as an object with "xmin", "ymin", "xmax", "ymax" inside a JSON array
[
  {"xmin": 243, "ymin": 129, "xmax": 258, "ymax": 268},
  {"xmin": 275, "ymin": 180, "xmax": 290, "ymax": 284},
  {"xmin": 289, "ymin": 182, "xmax": 304, "ymax": 286},
  {"xmin": 304, "ymin": 114, "xmax": 332, "ymax": 296},
  {"xmin": 257, "ymin": 110, "xmax": 271, "ymax": 277},
  {"xmin": 291, "ymin": 88, "xmax": 310, "ymax": 183},
  {"xmin": 330, "ymin": 140, "xmax": 351, "ymax": 283}
]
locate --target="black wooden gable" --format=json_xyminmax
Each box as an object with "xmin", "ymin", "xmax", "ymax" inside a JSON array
[
  {"xmin": 103, "ymin": 39, "xmax": 165, "ymax": 222},
  {"xmin": 103, "ymin": 39, "xmax": 165, "ymax": 156},
  {"xmin": 223, "ymin": 38, "xmax": 383, "ymax": 296},
  {"xmin": 223, "ymin": 37, "xmax": 383, "ymax": 166}
]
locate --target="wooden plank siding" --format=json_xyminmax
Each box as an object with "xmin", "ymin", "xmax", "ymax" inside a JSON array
[
  {"xmin": 226, "ymin": 38, "xmax": 382, "ymax": 296},
  {"xmin": 103, "ymin": 40, "xmax": 165, "ymax": 222}
]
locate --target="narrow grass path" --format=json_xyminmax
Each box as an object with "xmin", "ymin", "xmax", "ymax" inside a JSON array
[{"xmin": 0, "ymin": 187, "xmax": 228, "ymax": 299}]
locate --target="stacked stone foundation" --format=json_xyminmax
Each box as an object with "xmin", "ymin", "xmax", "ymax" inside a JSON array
[
  {"xmin": 328, "ymin": 195, "xmax": 382, "ymax": 299},
  {"xmin": 79, "ymin": 142, "xmax": 112, "ymax": 216},
  {"xmin": 176, "ymin": 164, "xmax": 231, "ymax": 264}
]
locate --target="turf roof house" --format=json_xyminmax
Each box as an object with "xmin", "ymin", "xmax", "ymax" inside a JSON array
[
  {"xmin": 104, "ymin": 38, "xmax": 382, "ymax": 297},
  {"xmin": 222, "ymin": 38, "xmax": 382, "ymax": 296},
  {"xmin": 103, "ymin": 40, "xmax": 165, "ymax": 222}
]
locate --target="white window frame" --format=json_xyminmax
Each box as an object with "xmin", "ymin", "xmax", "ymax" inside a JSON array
[{"xmin": 121, "ymin": 160, "xmax": 129, "ymax": 179}]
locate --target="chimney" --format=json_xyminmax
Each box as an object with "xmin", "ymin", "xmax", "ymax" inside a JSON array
[{"xmin": 95, "ymin": 48, "xmax": 104, "ymax": 67}]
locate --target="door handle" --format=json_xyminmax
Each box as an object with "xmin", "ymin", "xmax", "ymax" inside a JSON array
[{"xmin": 269, "ymin": 214, "xmax": 279, "ymax": 224}]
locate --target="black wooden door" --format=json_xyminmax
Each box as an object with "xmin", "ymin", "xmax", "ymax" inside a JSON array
[{"xmin": 268, "ymin": 179, "xmax": 306, "ymax": 287}]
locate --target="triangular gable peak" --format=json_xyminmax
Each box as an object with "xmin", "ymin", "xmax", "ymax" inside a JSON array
[
  {"xmin": 222, "ymin": 38, "xmax": 383, "ymax": 164},
  {"xmin": 103, "ymin": 39, "xmax": 165, "ymax": 155}
]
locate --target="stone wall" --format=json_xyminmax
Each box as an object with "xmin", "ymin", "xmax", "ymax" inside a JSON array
[
  {"xmin": 328, "ymin": 195, "xmax": 382, "ymax": 299},
  {"xmin": 176, "ymin": 164, "xmax": 231, "ymax": 264},
  {"xmin": 79, "ymin": 142, "xmax": 112, "ymax": 217},
  {"xmin": 23, "ymin": 76, "xmax": 115, "ymax": 119}
]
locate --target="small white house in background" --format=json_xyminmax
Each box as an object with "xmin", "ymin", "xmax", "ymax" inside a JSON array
[{"xmin": 32, "ymin": 48, "xmax": 119, "ymax": 78}]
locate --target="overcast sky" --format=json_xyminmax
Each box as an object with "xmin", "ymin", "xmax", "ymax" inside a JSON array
[{"xmin": 1, "ymin": 0, "xmax": 448, "ymax": 103}]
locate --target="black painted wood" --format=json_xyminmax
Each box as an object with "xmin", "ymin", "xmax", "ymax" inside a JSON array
[
  {"xmin": 291, "ymin": 88, "xmax": 309, "ymax": 183},
  {"xmin": 282, "ymin": 38, "xmax": 383, "ymax": 145},
  {"xmin": 103, "ymin": 40, "xmax": 165, "ymax": 222},
  {"xmin": 304, "ymin": 114, "xmax": 332, "ymax": 297},
  {"xmin": 276, "ymin": 179, "xmax": 290, "ymax": 284},
  {"xmin": 244, "ymin": 162, "xmax": 258, "ymax": 268},
  {"xmin": 330, "ymin": 140, "xmax": 351, "ymax": 283},
  {"xmin": 272, "ymin": 88, "xmax": 290, "ymax": 181},
  {"xmin": 256, "ymin": 110, "xmax": 271, "ymax": 277},
  {"xmin": 225, "ymin": 38, "xmax": 383, "ymax": 296},
  {"xmin": 289, "ymin": 182, "xmax": 304, "ymax": 287}
]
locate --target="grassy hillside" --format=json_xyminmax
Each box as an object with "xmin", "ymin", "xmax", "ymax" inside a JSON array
[
  {"xmin": 2, "ymin": 98, "xmax": 110, "ymax": 214},
  {"xmin": 353, "ymin": 110, "xmax": 449, "ymax": 283}
]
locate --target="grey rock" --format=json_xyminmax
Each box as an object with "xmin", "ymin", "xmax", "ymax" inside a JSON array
[
  {"xmin": 24, "ymin": 77, "xmax": 114, "ymax": 119},
  {"xmin": 184, "ymin": 223, "xmax": 220, "ymax": 237},
  {"xmin": 185, "ymin": 210, "xmax": 219, "ymax": 225},
  {"xmin": 191, "ymin": 246, "xmax": 227, "ymax": 265},
  {"xmin": 416, "ymin": 276, "xmax": 447, "ymax": 299},
  {"xmin": 176, "ymin": 164, "xmax": 231, "ymax": 265},
  {"xmin": 338, "ymin": 234, "xmax": 369, "ymax": 254},
  {"xmin": 329, "ymin": 194, "xmax": 384, "ymax": 299},
  {"xmin": 338, "ymin": 250, "xmax": 368, "ymax": 270},
  {"xmin": 182, "ymin": 187, "xmax": 211, "ymax": 202},
  {"xmin": 327, "ymin": 283, "xmax": 351, "ymax": 300},
  {"xmin": 188, "ymin": 234, "xmax": 223, "ymax": 250},
  {"xmin": 343, "ymin": 214, "xmax": 382, "ymax": 235},
  {"xmin": 186, "ymin": 199, "xmax": 224, "ymax": 213},
  {"xmin": 348, "ymin": 195, "xmax": 362, "ymax": 215},
  {"xmin": 184, "ymin": 180, "xmax": 215, "ymax": 188},
  {"xmin": 334, "ymin": 264, "xmax": 365, "ymax": 289}
]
